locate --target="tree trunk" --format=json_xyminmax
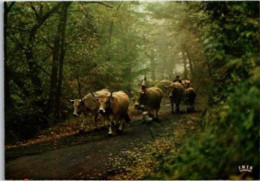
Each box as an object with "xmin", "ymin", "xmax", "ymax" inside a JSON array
[
  {"xmin": 150, "ymin": 57, "xmax": 156, "ymax": 80},
  {"xmin": 4, "ymin": 2, "xmax": 15, "ymax": 109},
  {"xmin": 185, "ymin": 50, "xmax": 193, "ymax": 75},
  {"xmin": 107, "ymin": 2, "xmax": 123, "ymax": 61},
  {"xmin": 55, "ymin": 2, "xmax": 71, "ymax": 120},
  {"xmin": 49, "ymin": 37, "xmax": 60, "ymax": 116},
  {"xmin": 182, "ymin": 51, "xmax": 188, "ymax": 79},
  {"xmin": 49, "ymin": 2, "xmax": 71, "ymax": 123}
]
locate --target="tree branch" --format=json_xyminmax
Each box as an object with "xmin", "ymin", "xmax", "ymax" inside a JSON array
[
  {"xmin": 30, "ymin": 4, "xmax": 40, "ymax": 22},
  {"xmin": 29, "ymin": 3, "xmax": 61, "ymax": 43},
  {"xmin": 41, "ymin": 37, "xmax": 54, "ymax": 50},
  {"xmin": 89, "ymin": 2, "xmax": 113, "ymax": 8},
  {"xmin": 5, "ymin": 2, "xmax": 15, "ymax": 13}
]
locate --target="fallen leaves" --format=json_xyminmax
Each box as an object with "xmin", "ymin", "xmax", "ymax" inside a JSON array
[
  {"xmin": 5, "ymin": 116, "xmax": 106, "ymax": 149},
  {"xmin": 106, "ymin": 114, "xmax": 201, "ymax": 180}
]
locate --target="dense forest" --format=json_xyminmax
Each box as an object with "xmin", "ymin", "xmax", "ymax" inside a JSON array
[{"xmin": 5, "ymin": 1, "xmax": 259, "ymax": 180}]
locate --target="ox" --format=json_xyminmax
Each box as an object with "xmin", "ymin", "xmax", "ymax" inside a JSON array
[
  {"xmin": 182, "ymin": 80, "xmax": 191, "ymax": 89},
  {"xmin": 184, "ymin": 87, "xmax": 196, "ymax": 112},
  {"xmin": 134, "ymin": 86, "xmax": 163, "ymax": 121},
  {"xmin": 96, "ymin": 91, "xmax": 130, "ymax": 135},
  {"xmin": 70, "ymin": 89, "xmax": 110, "ymax": 131},
  {"xmin": 167, "ymin": 82, "xmax": 184, "ymax": 113},
  {"xmin": 155, "ymin": 80, "xmax": 173, "ymax": 97}
]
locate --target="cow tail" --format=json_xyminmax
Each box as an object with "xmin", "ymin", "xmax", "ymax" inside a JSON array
[{"xmin": 125, "ymin": 113, "xmax": 131, "ymax": 123}]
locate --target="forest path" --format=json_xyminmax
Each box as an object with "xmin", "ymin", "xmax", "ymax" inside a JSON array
[{"xmin": 5, "ymin": 98, "xmax": 200, "ymax": 180}]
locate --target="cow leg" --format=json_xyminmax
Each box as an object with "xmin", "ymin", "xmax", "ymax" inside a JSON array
[
  {"xmin": 108, "ymin": 115, "xmax": 115, "ymax": 135},
  {"xmin": 125, "ymin": 113, "xmax": 131, "ymax": 124},
  {"xmin": 176, "ymin": 103, "xmax": 180, "ymax": 113},
  {"xmin": 92, "ymin": 114, "xmax": 98, "ymax": 128},
  {"xmin": 143, "ymin": 111, "xmax": 153, "ymax": 122},
  {"xmin": 154, "ymin": 108, "xmax": 159, "ymax": 121},
  {"xmin": 119, "ymin": 120, "xmax": 123, "ymax": 131},
  {"xmin": 118, "ymin": 119, "xmax": 125, "ymax": 132},
  {"xmin": 79, "ymin": 115, "xmax": 87, "ymax": 132},
  {"xmin": 191, "ymin": 104, "xmax": 195, "ymax": 112},
  {"xmin": 148, "ymin": 109, "xmax": 153, "ymax": 118},
  {"xmin": 80, "ymin": 120, "xmax": 85, "ymax": 132},
  {"xmin": 94, "ymin": 114, "xmax": 98, "ymax": 123},
  {"xmin": 114, "ymin": 116, "xmax": 123, "ymax": 133},
  {"xmin": 152, "ymin": 109, "xmax": 156, "ymax": 119},
  {"xmin": 108, "ymin": 123, "xmax": 113, "ymax": 135},
  {"xmin": 170, "ymin": 98, "xmax": 174, "ymax": 113},
  {"xmin": 148, "ymin": 108, "xmax": 153, "ymax": 117}
]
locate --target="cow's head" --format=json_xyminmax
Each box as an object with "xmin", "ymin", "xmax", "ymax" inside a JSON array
[
  {"xmin": 70, "ymin": 99, "xmax": 83, "ymax": 117},
  {"xmin": 98, "ymin": 92, "xmax": 113, "ymax": 115},
  {"xmin": 181, "ymin": 80, "xmax": 191, "ymax": 89}
]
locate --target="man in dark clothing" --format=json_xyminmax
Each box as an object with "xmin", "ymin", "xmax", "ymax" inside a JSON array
[{"xmin": 173, "ymin": 75, "xmax": 182, "ymax": 83}]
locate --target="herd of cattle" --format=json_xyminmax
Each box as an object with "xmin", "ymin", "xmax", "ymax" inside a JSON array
[{"xmin": 70, "ymin": 79, "xmax": 196, "ymax": 135}]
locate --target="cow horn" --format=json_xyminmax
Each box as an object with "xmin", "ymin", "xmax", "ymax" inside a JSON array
[
  {"xmin": 90, "ymin": 91, "xmax": 96, "ymax": 98},
  {"xmin": 109, "ymin": 91, "xmax": 113, "ymax": 99}
]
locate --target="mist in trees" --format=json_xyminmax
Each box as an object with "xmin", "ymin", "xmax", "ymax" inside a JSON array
[
  {"xmin": 5, "ymin": 1, "xmax": 259, "ymax": 180},
  {"xmin": 5, "ymin": 1, "xmax": 200, "ymax": 141}
]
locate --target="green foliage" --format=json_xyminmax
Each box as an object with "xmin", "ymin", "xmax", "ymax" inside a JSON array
[
  {"xmin": 5, "ymin": 2, "xmax": 147, "ymax": 143},
  {"xmin": 154, "ymin": 69, "xmax": 259, "ymax": 179},
  {"xmin": 200, "ymin": 1, "xmax": 259, "ymax": 104}
]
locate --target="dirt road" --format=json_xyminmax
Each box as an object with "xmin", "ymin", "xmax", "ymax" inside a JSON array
[{"xmin": 5, "ymin": 98, "xmax": 200, "ymax": 180}]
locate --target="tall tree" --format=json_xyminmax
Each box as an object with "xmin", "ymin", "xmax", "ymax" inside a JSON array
[
  {"xmin": 185, "ymin": 49, "xmax": 193, "ymax": 75},
  {"xmin": 26, "ymin": 3, "xmax": 61, "ymax": 96},
  {"xmin": 181, "ymin": 51, "xmax": 188, "ymax": 79},
  {"xmin": 4, "ymin": 2, "xmax": 15, "ymax": 109},
  {"xmin": 49, "ymin": 2, "xmax": 71, "ymax": 122}
]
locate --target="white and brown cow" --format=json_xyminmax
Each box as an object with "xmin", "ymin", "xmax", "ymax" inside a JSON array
[
  {"xmin": 96, "ymin": 91, "xmax": 130, "ymax": 135},
  {"xmin": 70, "ymin": 89, "xmax": 110, "ymax": 131}
]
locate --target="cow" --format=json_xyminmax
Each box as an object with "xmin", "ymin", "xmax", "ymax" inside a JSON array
[
  {"xmin": 155, "ymin": 80, "xmax": 173, "ymax": 97},
  {"xmin": 70, "ymin": 89, "xmax": 110, "ymax": 131},
  {"xmin": 134, "ymin": 86, "xmax": 163, "ymax": 121},
  {"xmin": 184, "ymin": 87, "xmax": 196, "ymax": 112},
  {"xmin": 182, "ymin": 79, "xmax": 191, "ymax": 89},
  {"xmin": 96, "ymin": 91, "xmax": 130, "ymax": 135},
  {"xmin": 167, "ymin": 82, "xmax": 185, "ymax": 113}
]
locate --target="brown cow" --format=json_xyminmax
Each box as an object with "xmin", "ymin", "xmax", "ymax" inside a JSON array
[
  {"xmin": 182, "ymin": 79, "xmax": 191, "ymax": 89},
  {"xmin": 184, "ymin": 87, "xmax": 196, "ymax": 112},
  {"xmin": 96, "ymin": 91, "xmax": 130, "ymax": 135},
  {"xmin": 156, "ymin": 80, "xmax": 173, "ymax": 96},
  {"xmin": 167, "ymin": 82, "xmax": 184, "ymax": 113},
  {"xmin": 70, "ymin": 89, "xmax": 110, "ymax": 131},
  {"xmin": 134, "ymin": 86, "xmax": 163, "ymax": 121}
]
